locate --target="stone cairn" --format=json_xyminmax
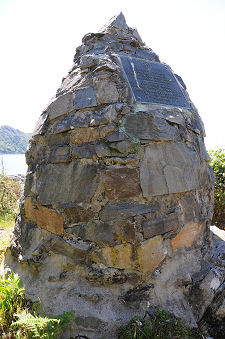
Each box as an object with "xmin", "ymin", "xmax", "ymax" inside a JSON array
[{"xmin": 5, "ymin": 13, "xmax": 219, "ymax": 338}]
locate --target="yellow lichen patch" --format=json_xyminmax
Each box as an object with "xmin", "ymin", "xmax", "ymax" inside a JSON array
[
  {"xmin": 101, "ymin": 244, "xmax": 133, "ymax": 269},
  {"xmin": 137, "ymin": 236, "xmax": 165, "ymax": 273},
  {"xmin": 90, "ymin": 243, "xmax": 133, "ymax": 270},
  {"xmin": 90, "ymin": 236, "xmax": 166, "ymax": 273},
  {"xmin": 171, "ymin": 221, "xmax": 206, "ymax": 252}
]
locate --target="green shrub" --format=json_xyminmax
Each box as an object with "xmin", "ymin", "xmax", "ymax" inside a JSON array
[
  {"xmin": 0, "ymin": 271, "xmax": 26, "ymax": 335},
  {"xmin": 0, "ymin": 173, "xmax": 21, "ymax": 222},
  {"xmin": 0, "ymin": 271, "xmax": 75, "ymax": 338},
  {"xmin": 11, "ymin": 310, "xmax": 75, "ymax": 338},
  {"xmin": 118, "ymin": 310, "xmax": 205, "ymax": 338},
  {"xmin": 209, "ymin": 149, "xmax": 225, "ymax": 228}
]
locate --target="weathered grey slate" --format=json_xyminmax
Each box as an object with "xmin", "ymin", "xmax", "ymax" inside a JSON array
[
  {"xmin": 74, "ymin": 87, "xmax": 97, "ymax": 109},
  {"xmin": 36, "ymin": 162, "xmax": 98, "ymax": 204},
  {"xmin": 118, "ymin": 55, "xmax": 191, "ymax": 109},
  {"xmin": 140, "ymin": 142, "xmax": 200, "ymax": 197}
]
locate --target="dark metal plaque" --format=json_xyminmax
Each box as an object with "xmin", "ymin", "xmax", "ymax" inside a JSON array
[{"xmin": 118, "ymin": 55, "xmax": 190, "ymax": 109}]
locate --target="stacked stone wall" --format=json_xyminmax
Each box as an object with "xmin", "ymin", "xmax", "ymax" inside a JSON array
[{"xmin": 5, "ymin": 13, "xmax": 216, "ymax": 338}]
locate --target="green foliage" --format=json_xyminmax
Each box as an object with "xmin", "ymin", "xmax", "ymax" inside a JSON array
[
  {"xmin": 0, "ymin": 271, "xmax": 75, "ymax": 338},
  {"xmin": 0, "ymin": 271, "xmax": 26, "ymax": 334},
  {"xmin": 0, "ymin": 173, "xmax": 21, "ymax": 221},
  {"xmin": 118, "ymin": 310, "xmax": 205, "ymax": 339},
  {"xmin": 0, "ymin": 125, "xmax": 31, "ymax": 154},
  {"xmin": 209, "ymin": 149, "xmax": 225, "ymax": 228},
  {"xmin": 11, "ymin": 310, "xmax": 75, "ymax": 338}
]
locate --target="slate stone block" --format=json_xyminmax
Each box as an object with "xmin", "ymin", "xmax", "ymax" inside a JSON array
[
  {"xmin": 74, "ymin": 87, "xmax": 97, "ymax": 109},
  {"xmin": 140, "ymin": 142, "xmax": 201, "ymax": 197},
  {"xmin": 85, "ymin": 221, "xmax": 116, "ymax": 244},
  {"xmin": 71, "ymin": 144, "xmax": 96, "ymax": 159},
  {"xmin": 124, "ymin": 112, "xmax": 176, "ymax": 141},
  {"xmin": 80, "ymin": 54, "xmax": 99, "ymax": 69},
  {"xmin": 99, "ymin": 202, "xmax": 159, "ymax": 221},
  {"xmin": 106, "ymin": 130, "xmax": 126, "ymax": 142},
  {"xmin": 47, "ymin": 92, "xmax": 74, "ymax": 120},
  {"xmin": 95, "ymin": 143, "xmax": 111, "ymax": 157},
  {"xmin": 109, "ymin": 141, "xmax": 135, "ymax": 154},
  {"xmin": 33, "ymin": 112, "xmax": 49, "ymax": 136},
  {"xmin": 94, "ymin": 80, "xmax": 119, "ymax": 104},
  {"xmin": 63, "ymin": 205, "xmax": 95, "ymax": 225},
  {"xmin": 180, "ymin": 192, "xmax": 200, "ymax": 224},
  {"xmin": 89, "ymin": 105, "xmax": 118, "ymax": 126},
  {"xmin": 51, "ymin": 108, "xmax": 117, "ymax": 134},
  {"xmin": 50, "ymin": 146, "xmax": 71, "ymax": 163},
  {"xmin": 51, "ymin": 111, "xmax": 94, "ymax": 134},
  {"xmin": 187, "ymin": 112, "xmax": 206, "ymax": 136},
  {"xmin": 142, "ymin": 213, "xmax": 180, "ymax": 239},
  {"xmin": 50, "ymin": 237, "xmax": 89, "ymax": 262},
  {"xmin": 44, "ymin": 133, "xmax": 70, "ymax": 146},
  {"xmin": 91, "ymin": 243, "xmax": 133, "ymax": 270},
  {"xmin": 37, "ymin": 162, "xmax": 98, "ymax": 205}
]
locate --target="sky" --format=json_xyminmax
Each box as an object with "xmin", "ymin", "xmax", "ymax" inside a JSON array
[{"xmin": 0, "ymin": 0, "xmax": 224, "ymax": 150}]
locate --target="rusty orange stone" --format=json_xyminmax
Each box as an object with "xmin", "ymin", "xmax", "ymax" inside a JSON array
[
  {"xmin": 171, "ymin": 221, "xmax": 206, "ymax": 252},
  {"xmin": 34, "ymin": 205, "xmax": 64, "ymax": 236},
  {"xmin": 24, "ymin": 197, "xmax": 36, "ymax": 222}
]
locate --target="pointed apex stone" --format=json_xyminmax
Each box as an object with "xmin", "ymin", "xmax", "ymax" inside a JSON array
[
  {"xmin": 108, "ymin": 12, "xmax": 128, "ymax": 30},
  {"xmin": 100, "ymin": 12, "xmax": 129, "ymax": 32}
]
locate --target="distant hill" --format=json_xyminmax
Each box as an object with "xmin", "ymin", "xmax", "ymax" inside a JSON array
[{"xmin": 0, "ymin": 125, "xmax": 31, "ymax": 154}]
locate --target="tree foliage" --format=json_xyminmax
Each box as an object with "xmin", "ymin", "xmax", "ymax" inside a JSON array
[
  {"xmin": 209, "ymin": 149, "xmax": 225, "ymax": 228},
  {"xmin": 0, "ymin": 125, "xmax": 31, "ymax": 154},
  {"xmin": 0, "ymin": 173, "xmax": 21, "ymax": 221}
]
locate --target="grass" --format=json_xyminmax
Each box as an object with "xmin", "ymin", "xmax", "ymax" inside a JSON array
[{"xmin": 118, "ymin": 310, "xmax": 206, "ymax": 339}]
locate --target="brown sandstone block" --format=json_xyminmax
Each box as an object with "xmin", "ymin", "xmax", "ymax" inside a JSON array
[
  {"xmin": 103, "ymin": 167, "xmax": 141, "ymax": 200},
  {"xmin": 70, "ymin": 127, "xmax": 99, "ymax": 143},
  {"xmin": 115, "ymin": 220, "xmax": 136, "ymax": 242},
  {"xmin": 34, "ymin": 205, "xmax": 64, "ymax": 236},
  {"xmin": 24, "ymin": 197, "xmax": 36, "ymax": 222}
]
